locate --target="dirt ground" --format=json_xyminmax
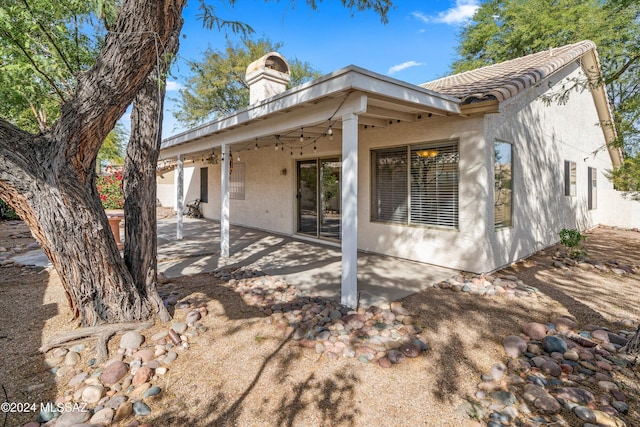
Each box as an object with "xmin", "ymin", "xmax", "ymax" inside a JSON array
[{"xmin": 0, "ymin": 222, "xmax": 639, "ymax": 426}]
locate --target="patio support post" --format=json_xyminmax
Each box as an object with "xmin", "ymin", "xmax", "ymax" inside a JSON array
[
  {"xmin": 341, "ymin": 112, "xmax": 358, "ymax": 307},
  {"xmin": 176, "ymin": 154, "xmax": 184, "ymax": 240},
  {"xmin": 221, "ymin": 144, "xmax": 230, "ymax": 257}
]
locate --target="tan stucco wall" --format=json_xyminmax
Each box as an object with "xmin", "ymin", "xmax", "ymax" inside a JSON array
[{"xmin": 484, "ymin": 62, "xmax": 631, "ymax": 270}]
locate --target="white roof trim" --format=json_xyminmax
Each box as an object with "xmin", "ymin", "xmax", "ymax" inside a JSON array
[{"xmin": 161, "ymin": 65, "xmax": 461, "ymax": 151}]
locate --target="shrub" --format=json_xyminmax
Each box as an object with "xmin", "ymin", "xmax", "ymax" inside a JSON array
[
  {"xmin": 96, "ymin": 169, "xmax": 124, "ymax": 209},
  {"xmin": 559, "ymin": 228, "xmax": 588, "ymax": 259}
]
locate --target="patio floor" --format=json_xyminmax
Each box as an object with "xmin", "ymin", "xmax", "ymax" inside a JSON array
[{"xmin": 157, "ymin": 217, "xmax": 459, "ymax": 307}]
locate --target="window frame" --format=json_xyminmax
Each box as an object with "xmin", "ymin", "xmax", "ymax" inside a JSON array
[
  {"xmin": 230, "ymin": 162, "xmax": 246, "ymax": 200},
  {"xmin": 564, "ymin": 160, "xmax": 577, "ymax": 197},
  {"xmin": 370, "ymin": 140, "xmax": 459, "ymax": 229},
  {"xmin": 494, "ymin": 141, "xmax": 513, "ymax": 230}
]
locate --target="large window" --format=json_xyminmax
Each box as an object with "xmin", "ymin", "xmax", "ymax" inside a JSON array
[
  {"xmin": 199, "ymin": 167, "xmax": 208, "ymax": 203},
  {"xmin": 371, "ymin": 141, "xmax": 459, "ymax": 228},
  {"xmin": 564, "ymin": 161, "xmax": 576, "ymax": 196},
  {"xmin": 588, "ymin": 167, "xmax": 597, "ymax": 210},
  {"xmin": 494, "ymin": 141, "xmax": 513, "ymax": 229}
]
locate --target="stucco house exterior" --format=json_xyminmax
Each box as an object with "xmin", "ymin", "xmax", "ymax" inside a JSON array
[{"xmin": 158, "ymin": 40, "xmax": 637, "ymax": 306}]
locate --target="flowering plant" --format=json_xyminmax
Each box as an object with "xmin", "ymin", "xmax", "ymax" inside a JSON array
[{"xmin": 96, "ymin": 169, "xmax": 124, "ymax": 209}]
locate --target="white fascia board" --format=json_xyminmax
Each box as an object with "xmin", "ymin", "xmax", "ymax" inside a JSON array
[
  {"xmin": 161, "ymin": 66, "xmax": 461, "ymax": 152},
  {"xmin": 160, "ymin": 94, "xmax": 367, "ymax": 159}
]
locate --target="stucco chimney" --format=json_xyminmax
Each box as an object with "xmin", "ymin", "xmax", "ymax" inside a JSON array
[{"xmin": 246, "ymin": 52, "xmax": 290, "ymax": 104}]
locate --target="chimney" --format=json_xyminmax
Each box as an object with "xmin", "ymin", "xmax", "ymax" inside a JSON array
[{"xmin": 246, "ymin": 52, "xmax": 290, "ymax": 104}]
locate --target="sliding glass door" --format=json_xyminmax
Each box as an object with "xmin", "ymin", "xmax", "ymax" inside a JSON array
[{"xmin": 297, "ymin": 158, "xmax": 341, "ymax": 240}]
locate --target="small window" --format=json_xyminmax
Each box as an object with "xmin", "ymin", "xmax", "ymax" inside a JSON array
[
  {"xmin": 564, "ymin": 161, "xmax": 576, "ymax": 196},
  {"xmin": 588, "ymin": 167, "xmax": 597, "ymax": 210},
  {"xmin": 230, "ymin": 162, "xmax": 245, "ymax": 200},
  {"xmin": 494, "ymin": 141, "xmax": 513, "ymax": 229},
  {"xmin": 199, "ymin": 167, "xmax": 208, "ymax": 203}
]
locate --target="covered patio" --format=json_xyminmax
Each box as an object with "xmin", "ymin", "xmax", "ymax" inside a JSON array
[
  {"xmin": 156, "ymin": 217, "xmax": 458, "ymax": 308},
  {"xmin": 159, "ymin": 63, "xmax": 461, "ymax": 307}
]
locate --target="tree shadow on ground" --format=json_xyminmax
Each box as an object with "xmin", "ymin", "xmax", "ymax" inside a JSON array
[{"xmin": 0, "ymin": 247, "xmax": 58, "ymax": 426}]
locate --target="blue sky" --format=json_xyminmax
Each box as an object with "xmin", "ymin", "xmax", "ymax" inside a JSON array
[{"xmin": 160, "ymin": 0, "xmax": 481, "ymax": 137}]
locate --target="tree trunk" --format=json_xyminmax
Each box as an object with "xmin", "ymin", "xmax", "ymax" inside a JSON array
[
  {"xmin": 0, "ymin": 0, "xmax": 186, "ymax": 326},
  {"xmin": 123, "ymin": 30, "xmax": 180, "ymax": 324}
]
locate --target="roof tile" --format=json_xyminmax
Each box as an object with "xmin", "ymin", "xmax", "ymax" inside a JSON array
[{"xmin": 420, "ymin": 40, "xmax": 596, "ymax": 103}]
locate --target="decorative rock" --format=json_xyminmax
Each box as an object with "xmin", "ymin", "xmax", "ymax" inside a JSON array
[
  {"xmin": 163, "ymin": 351, "xmax": 177, "ymax": 364},
  {"xmin": 171, "ymin": 321, "xmax": 187, "ymax": 334},
  {"xmin": 90, "ymin": 407, "xmax": 114, "ymax": 425},
  {"xmin": 399, "ymin": 342, "xmax": 421, "ymax": 358},
  {"xmin": 64, "ymin": 351, "xmax": 81, "ymax": 366},
  {"xmin": 534, "ymin": 396, "xmax": 561, "ymax": 414},
  {"xmin": 489, "ymin": 391, "xmax": 517, "ymax": 406},
  {"xmin": 167, "ymin": 329, "xmax": 181, "ymax": 345},
  {"xmin": 542, "ymin": 336, "xmax": 567, "ymax": 354},
  {"xmin": 133, "ymin": 366, "xmax": 153, "ymax": 386},
  {"xmin": 186, "ymin": 310, "xmax": 201, "ymax": 324},
  {"xmin": 540, "ymin": 361, "xmax": 562, "ymax": 377},
  {"xmin": 387, "ymin": 349, "xmax": 406, "ymax": 364},
  {"xmin": 105, "ymin": 395, "xmax": 128, "ymax": 409},
  {"xmin": 53, "ymin": 409, "xmax": 91, "ymax": 427},
  {"xmin": 521, "ymin": 322, "xmax": 547, "ymax": 340},
  {"xmin": 119, "ymin": 331, "xmax": 145, "ymax": 349},
  {"xmin": 378, "ymin": 357, "xmax": 392, "ymax": 368},
  {"xmin": 101, "ymin": 361, "xmax": 128, "ymax": 385},
  {"xmin": 114, "ymin": 401, "xmax": 133, "ymax": 422},
  {"xmin": 553, "ymin": 317, "xmax": 578, "ymax": 331},
  {"xmin": 132, "ymin": 401, "xmax": 152, "ymax": 416},
  {"xmin": 82, "ymin": 385, "xmax": 105, "ymax": 404},
  {"xmin": 133, "ymin": 349, "xmax": 155, "ymax": 363},
  {"xmin": 490, "ymin": 363, "xmax": 507, "ymax": 381},
  {"xmin": 68, "ymin": 372, "xmax": 89, "ymax": 387},
  {"xmin": 611, "ymin": 401, "xmax": 629, "ymax": 414},
  {"xmin": 502, "ymin": 335, "xmax": 527, "ymax": 358},
  {"xmin": 143, "ymin": 386, "xmax": 162, "ymax": 399},
  {"xmin": 574, "ymin": 406, "xmax": 596, "ymax": 423}
]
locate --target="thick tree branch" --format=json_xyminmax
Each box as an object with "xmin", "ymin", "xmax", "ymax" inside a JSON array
[{"xmin": 51, "ymin": 0, "xmax": 186, "ymax": 177}]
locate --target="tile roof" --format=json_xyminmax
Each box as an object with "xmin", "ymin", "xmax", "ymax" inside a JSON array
[{"xmin": 420, "ymin": 40, "xmax": 596, "ymax": 104}]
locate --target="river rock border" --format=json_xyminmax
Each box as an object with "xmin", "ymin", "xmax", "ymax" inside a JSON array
[
  {"xmin": 458, "ymin": 316, "xmax": 638, "ymax": 427},
  {"xmin": 212, "ymin": 266, "xmax": 429, "ymax": 367}
]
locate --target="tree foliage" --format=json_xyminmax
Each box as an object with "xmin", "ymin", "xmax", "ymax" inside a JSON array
[
  {"xmin": 0, "ymin": 0, "xmax": 105, "ymax": 132},
  {"xmin": 173, "ymin": 37, "xmax": 322, "ymax": 127},
  {"xmin": 452, "ymin": 0, "xmax": 640, "ymax": 156}
]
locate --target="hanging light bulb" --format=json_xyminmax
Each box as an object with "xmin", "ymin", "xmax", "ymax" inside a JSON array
[
  {"xmin": 290, "ymin": 148, "xmax": 293, "ymax": 156},
  {"xmin": 300, "ymin": 128, "xmax": 304, "ymax": 142},
  {"xmin": 254, "ymin": 139, "xmax": 259, "ymax": 150},
  {"xmin": 313, "ymin": 144, "xmax": 317, "ymax": 153},
  {"xmin": 237, "ymin": 153, "xmax": 241, "ymax": 161},
  {"xmin": 275, "ymin": 135, "xmax": 280, "ymax": 150},
  {"xmin": 299, "ymin": 147, "xmax": 303, "ymax": 156},
  {"xmin": 327, "ymin": 125, "xmax": 333, "ymax": 136}
]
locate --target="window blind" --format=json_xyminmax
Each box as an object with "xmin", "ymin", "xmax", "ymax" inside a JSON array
[{"xmin": 371, "ymin": 141, "xmax": 459, "ymax": 228}]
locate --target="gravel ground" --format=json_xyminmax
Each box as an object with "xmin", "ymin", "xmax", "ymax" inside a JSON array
[{"xmin": 0, "ymin": 222, "xmax": 638, "ymax": 426}]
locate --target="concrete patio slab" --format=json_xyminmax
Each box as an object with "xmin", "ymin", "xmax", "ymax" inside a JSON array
[{"xmin": 157, "ymin": 218, "xmax": 459, "ymax": 307}]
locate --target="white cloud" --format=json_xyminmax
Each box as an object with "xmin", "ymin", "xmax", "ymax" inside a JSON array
[
  {"xmin": 166, "ymin": 81, "xmax": 183, "ymax": 91},
  {"xmin": 412, "ymin": 0, "xmax": 480, "ymax": 25},
  {"xmin": 388, "ymin": 61, "xmax": 423, "ymax": 75}
]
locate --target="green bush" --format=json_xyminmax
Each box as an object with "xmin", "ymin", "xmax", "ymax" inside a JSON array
[
  {"xmin": 0, "ymin": 199, "xmax": 20, "ymax": 220},
  {"xmin": 559, "ymin": 228, "xmax": 588, "ymax": 259}
]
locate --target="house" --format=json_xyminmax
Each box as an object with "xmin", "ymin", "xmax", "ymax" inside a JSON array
[{"xmin": 158, "ymin": 41, "xmax": 637, "ymax": 307}]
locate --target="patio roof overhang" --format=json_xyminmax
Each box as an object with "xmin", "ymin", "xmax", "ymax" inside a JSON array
[{"xmin": 160, "ymin": 65, "xmax": 462, "ymax": 160}]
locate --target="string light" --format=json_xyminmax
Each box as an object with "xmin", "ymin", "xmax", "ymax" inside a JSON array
[
  {"xmin": 275, "ymin": 135, "xmax": 280, "ymax": 150},
  {"xmin": 237, "ymin": 153, "xmax": 241, "ymax": 161},
  {"xmin": 299, "ymin": 147, "xmax": 303, "ymax": 156},
  {"xmin": 300, "ymin": 128, "xmax": 304, "ymax": 142},
  {"xmin": 313, "ymin": 144, "xmax": 317, "ymax": 153},
  {"xmin": 254, "ymin": 139, "xmax": 259, "ymax": 150}
]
